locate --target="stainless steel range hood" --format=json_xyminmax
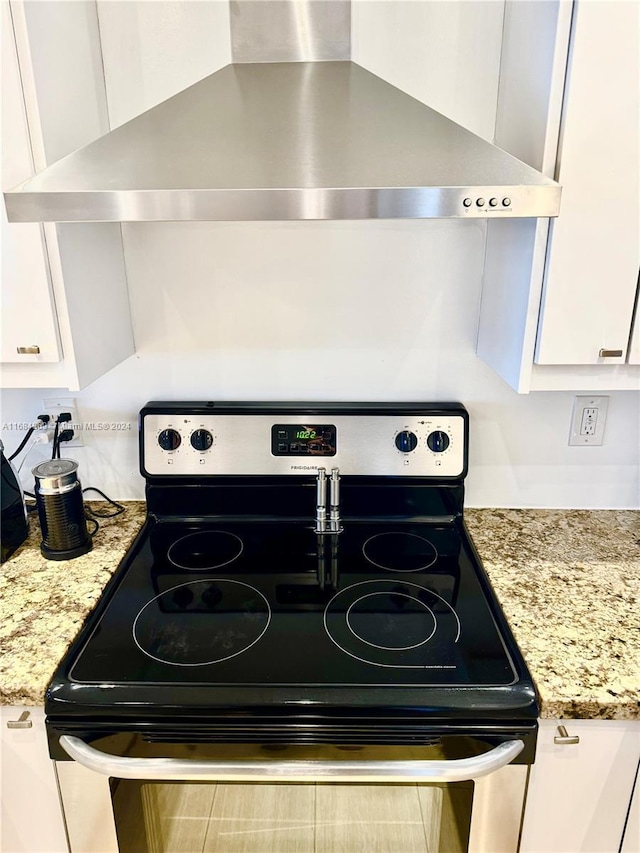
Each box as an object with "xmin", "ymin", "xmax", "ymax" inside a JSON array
[{"xmin": 4, "ymin": 2, "xmax": 560, "ymax": 223}]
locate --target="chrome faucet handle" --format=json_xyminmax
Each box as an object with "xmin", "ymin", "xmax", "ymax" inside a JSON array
[
  {"xmin": 329, "ymin": 467, "xmax": 343, "ymax": 534},
  {"xmin": 315, "ymin": 467, "xmax": 327, "ymax": 534}
]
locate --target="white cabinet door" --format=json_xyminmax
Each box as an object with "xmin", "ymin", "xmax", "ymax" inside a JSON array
[
  {"xmin": 0, "ymin": 706, "xmax": 68, "ymax": 853},
  {"xmin": 1, "ymin": 1, "xmax": 60, "ymax": 365},
  {"xmin": 534, "ymin": 0, "xmax": 639, "ymax": 366},
  {"xmin": 520, "ymin": 719, "xmax": 640, "ymax": 853}
]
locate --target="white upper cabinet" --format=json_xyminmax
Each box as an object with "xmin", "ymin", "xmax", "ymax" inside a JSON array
[
  {"xmin": 1, "ymin": 1, "xmax": 60, "ymax": 365},
  {"xmin": 1, "ymin": 1, "xmax": 134, "ymax": 391},
  {"xmin": 478, "ymin": 0, "xmax": 640, "ymax": 391},
  {"xmin": 535, "ymin": 0, "xmax": 639, "ymax": 367}
]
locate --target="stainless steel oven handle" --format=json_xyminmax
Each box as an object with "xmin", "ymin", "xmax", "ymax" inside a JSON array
[{"xmin": 59, "ymin": 735, "xmax": 524, "ymax": 783}]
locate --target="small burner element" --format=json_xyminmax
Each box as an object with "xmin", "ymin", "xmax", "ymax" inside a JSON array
[
  {"xmin": 362, "ymin": 532, "xmax": 438, "ymax": 572},
  {"xmin": 346, "ymin": 592, "xmax": 436, "ymax": 650},
  {"xmin": 167, "ymin": 531, "xmax": 243, "ymax": 570},
  {"xmin": 324, "ymin": 580, "xmax": 460, "ymax": 669},
  {"xmin": 133, "ymin": 579, "xmax": 270, "ymax": 666}
]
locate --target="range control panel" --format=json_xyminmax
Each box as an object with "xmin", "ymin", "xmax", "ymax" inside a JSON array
[{"xmin": 142, "ymin": 407, "xmax": 468, "ymax": 479}]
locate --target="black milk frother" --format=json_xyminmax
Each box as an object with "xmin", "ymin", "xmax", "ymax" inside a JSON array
[{"xmin": 32, "ymin": 459, "xmax": 92, "ymax": 560}]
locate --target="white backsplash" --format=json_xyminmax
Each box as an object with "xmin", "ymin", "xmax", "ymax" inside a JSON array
[{"xmin": 2, "ymin": 221, "xmax": 638, "ymax": 509}]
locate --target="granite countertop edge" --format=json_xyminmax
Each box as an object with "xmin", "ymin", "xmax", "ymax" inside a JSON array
[{"xmin": 1, "ymin": 503, "xmax": 638, "ymax": 721}]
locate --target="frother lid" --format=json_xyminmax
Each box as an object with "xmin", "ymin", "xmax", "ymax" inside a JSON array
[{"xmin": 33, "ymin": 459, "xmax": 79, "ymax": 492}]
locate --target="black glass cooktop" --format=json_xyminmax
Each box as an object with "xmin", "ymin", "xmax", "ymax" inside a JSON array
[{"xmin": 68, "ymin": 520, "xmax": 517, "ymax": 687}]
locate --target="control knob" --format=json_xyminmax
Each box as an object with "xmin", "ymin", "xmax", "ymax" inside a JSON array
[
  {"xmin": 427, "ymin": 430, "xmax": 450, "ymax": 453},
  {"xmin": 158, "ymin": 428, "xmax": 181, "ymax": 451},
  {"xmin": 395, "ymin": 430, "xmax": 418, "ymax": 453},
  {"xmin": 190, "ymin": 429, "xmax": 213, "ymax": 451}
]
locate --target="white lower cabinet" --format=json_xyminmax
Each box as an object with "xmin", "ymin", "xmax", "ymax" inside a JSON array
[
  {"xmin": 0, "ymin": 706, "xmax": 68, "ymax": 853},
  {"xmin": 520, "ymin": 719, "xmax": 640, "ymax": 853}
]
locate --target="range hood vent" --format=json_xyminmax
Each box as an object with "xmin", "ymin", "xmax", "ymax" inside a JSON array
[{"xmin": 4, "ymin": 2, "xmax": 560, "ymax": 223}]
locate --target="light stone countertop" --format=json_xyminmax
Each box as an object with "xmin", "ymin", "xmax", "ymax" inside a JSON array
[
  {"xmin": 1, "ymin": 503, "xmax": 638, "ymax": 719},
  {"xmin": 0, "ymin": 502, "xmax": 147, "ymax": 706},
  {"xmin": 465, "ymin": 508, "xmax": 639, "ymax": 720}
]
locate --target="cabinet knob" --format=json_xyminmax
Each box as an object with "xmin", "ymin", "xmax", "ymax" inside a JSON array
[
  {"xmin": 554, "ymin": 724, "xmax": 579, "ymax": 745},
  {"xmin": 6, "ymin": 711, "xmax": 32, "ymax": 729},
  {"xmin": 16, "ymin": 345, "xmax": 40, "ymax": 355},
  {"xmin": 598, "ymin": 348, "xmax": 623, "ymax": 358}
]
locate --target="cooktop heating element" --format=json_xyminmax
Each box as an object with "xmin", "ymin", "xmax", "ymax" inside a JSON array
[
  {"xmin": 363, "ymin": 531, "xmax": 439, "ymax": 571},
  {"xmin": 132, "ymin": 577, "xmax": 272, "ymax": 667},
  {"xmin": 167, "ymin": 530, "xmax": 244, "ymax": 570},
  {"xmin": 46, "ymin": 402, "xmax": 538, "ymax": 751}
]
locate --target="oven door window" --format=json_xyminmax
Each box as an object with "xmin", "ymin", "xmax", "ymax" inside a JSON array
[{"xmin": 114, "ymin": 777, "xmax": 473, "ymax": 853}]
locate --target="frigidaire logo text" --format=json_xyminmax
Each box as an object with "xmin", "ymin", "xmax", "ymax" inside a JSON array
[{"xmin": 290, "ymin": 465, "xmax": 317, "ymax": 470}]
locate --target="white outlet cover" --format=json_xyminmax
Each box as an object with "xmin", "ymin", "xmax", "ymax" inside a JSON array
[
  {"xmin": 42, "ymin": 397, "xmax": 83, "ymax": 447},
  {"xmin": 569, "ymin": 396, "xmax": 609, "ymax": 446}
]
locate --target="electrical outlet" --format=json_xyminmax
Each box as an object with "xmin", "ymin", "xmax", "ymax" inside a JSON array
[
  {"xmin": 42, "ymin": 397, "xmax": 83, "ymax": 447},
  {"xmin": 569, "ymin": 396, "xmax": 609, "ymax": 446}
]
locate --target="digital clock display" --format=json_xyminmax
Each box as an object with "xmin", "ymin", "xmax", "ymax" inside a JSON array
[
  {"xmin": 271, "ymin": 424, "xmax": 336, "ymax": 457},
  {"xmin": 296, "ymin": 429, "xmax": 316, "ymax": 440}
]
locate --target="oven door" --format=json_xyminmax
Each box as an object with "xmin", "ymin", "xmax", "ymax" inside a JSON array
[{"xmin": 53, "ymin": 733, "xmax": 529, "ymax": 853}]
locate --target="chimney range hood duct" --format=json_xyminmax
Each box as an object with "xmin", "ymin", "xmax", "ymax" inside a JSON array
[{"xmin": 4, "ymin": 1, "xmax": 561, "ymax": 223}]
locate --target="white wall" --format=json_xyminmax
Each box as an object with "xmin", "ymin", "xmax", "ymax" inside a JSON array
[
  {"xmin": 1, "ymin": 0, "xmax": 639, "ymax": 508},
  {"xmin": 96, "ymin": 0, "xmax": 231, "ymax": 129}
]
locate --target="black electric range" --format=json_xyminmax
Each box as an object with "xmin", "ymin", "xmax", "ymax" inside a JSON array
[{"xmin": 46, "ymin": 402, "xmax": 538, "ymax": 761}]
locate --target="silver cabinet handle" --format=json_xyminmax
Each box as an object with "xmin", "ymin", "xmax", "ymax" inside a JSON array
[
  {"xmin": 554, "ymin": 725, "xmax": 580, "ymax": 745},
  {"xmin": 599, "ymin": 348, "xmax": 623, "ymax": 358},
  {"xmin": 16, "ymin": 345, "xmax": 40, "ymax": 355},
  {"xmin": 60, "ymin": 735, "xmax": 524, "ymax": 783},
  {"xmin": 7, "ymin": 711, "xmax": 33, "ymax": 729}
]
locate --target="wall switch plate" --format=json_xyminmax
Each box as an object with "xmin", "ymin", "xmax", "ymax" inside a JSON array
[
  {"xmin": 569, "ymin": 396, "xmax": 609, "ymax": 446},
  {"xmin": 42, "ymin": 397, "xmax": 83, "ymax": 447}
]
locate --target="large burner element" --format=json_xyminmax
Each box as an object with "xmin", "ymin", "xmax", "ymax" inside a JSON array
[
  {"xmin": 133, "ymin": 579, "xmax": 270, "ymax": 666},
  {"xmin": 324, "ymin": 580, "xmax": 460, "ymax": 669},
  {"xmin": 363, "ymin": 532, "xmax": 438, "ymax": 572},
  {"xmin": 167, "ymin": 531, "xmax": 243, "ymax": 570}
]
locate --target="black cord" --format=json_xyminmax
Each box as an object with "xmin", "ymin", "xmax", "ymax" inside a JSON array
[
  {"xmin": 51, "ymin": 421, "xmax": 60, "ymax": 460},
  {"xmin": 8, "ymin": 427, "xmax": 35, "ymax": 461},
  {"xmin": 8, "ymin": 415, "xmax": 50, "ymax": 462},
  {"xmin": 82, "ymin": 486, "xmax": 126, "ymax": 518},
  {"xmin": 85, "ymin": 515, "xmax": 100, "ymax": 537}
]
